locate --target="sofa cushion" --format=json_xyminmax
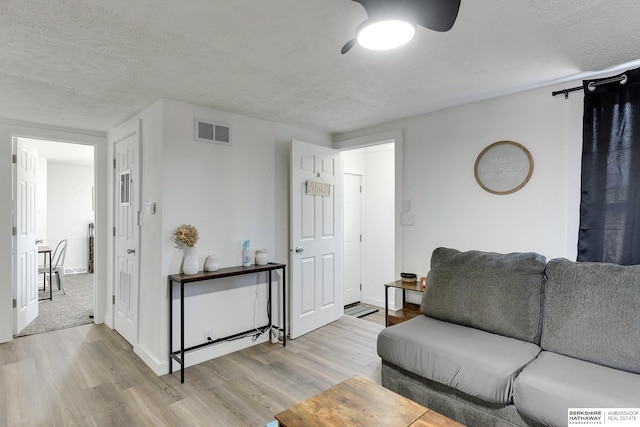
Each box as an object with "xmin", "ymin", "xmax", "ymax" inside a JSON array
[
  {"xmin": 377, "ymin": 315, "xmax": 541, "ymax": 405},
  {"xmin": 514, "ymin": 351, "xmax": 640, "ymax": 427},
  {"xmin": 542, "ymin": 258, "xmax": 640, "ymax": 373},
  {"xmin": 420, "ymin": 247, "xmax": 547, "ymax": 343}
]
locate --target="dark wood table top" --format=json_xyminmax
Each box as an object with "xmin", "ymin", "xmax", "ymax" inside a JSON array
[
  {"xmin": 385, "ymin": 279, "xmax": 424, "ymax": 292},
  {"xmin": 168, "ymin": 262, "xmax": 286, "ymax": 284}
]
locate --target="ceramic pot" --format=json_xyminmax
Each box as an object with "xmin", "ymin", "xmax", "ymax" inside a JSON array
[
  {"xmin": 204, "ymin": 254, "xmax": 220, "ymax": 272},
  {"xmin": 255, "ymin": 249, "xmax": 268, "ymax": 265},
  {"xmin": 182, "ymin": 246, "xmax": 199, "ymax": 275}
]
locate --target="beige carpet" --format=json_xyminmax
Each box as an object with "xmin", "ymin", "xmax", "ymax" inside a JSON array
[{"xmin": 15, "ymin": 273, "xmax": 94, "ymax": 337}]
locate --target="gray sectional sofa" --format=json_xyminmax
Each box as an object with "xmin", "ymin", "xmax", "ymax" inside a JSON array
[{"xmin": 377, "ymin": 247, "xmax": 640, "ymax": 427}]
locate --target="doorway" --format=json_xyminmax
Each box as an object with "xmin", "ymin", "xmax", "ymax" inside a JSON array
[
  {"xmin": 343, "ymin": 172, "xmax": 362, "ymax": 306},
  {"xmin": 342, "ymin": 142, "xmax": 395, "ymax": 311},
  {"xmin": 13, "ymin": 137, "xmax": 96, "ymax": 337}
]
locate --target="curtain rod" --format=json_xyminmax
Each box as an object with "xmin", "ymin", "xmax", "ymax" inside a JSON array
[{"xmin": 551, "ymin": 74, "xmax": 628, "ymax": 99}]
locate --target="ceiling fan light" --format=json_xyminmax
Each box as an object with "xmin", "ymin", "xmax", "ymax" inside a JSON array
[{"xmin": 357, "ymin": 20, "xmax": 416, "ymax": 50}]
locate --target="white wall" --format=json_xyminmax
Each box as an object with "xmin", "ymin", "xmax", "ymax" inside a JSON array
[
  {"xmin": 47, "ymin": 163, "xmax": 95, "ymax": 272},
  {"xmin": 0, "ymin": 120, "xmax": 107, "ymax": 343},
  {"xmin": 335, "ymin": 83, "xmax": 584, "ymax": 276},
  {"xmin": 36, "ymin": 157, "xmax": 48, "ymax": 245},
  {"xmin": 363, "ymin": 144, "xmax": 395, "ymax": 306},
  {"xmin": 0, "ymin": 78, "xmax": 587, "ymax": 348},
  {"xmin": 108, "ymin": 99, "xmax": 332, "ymax": 374}
]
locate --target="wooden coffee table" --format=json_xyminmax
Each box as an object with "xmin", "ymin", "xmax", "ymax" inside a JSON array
[{"xmin": 274, "ymin": 375, "xmax": 463, "ymax": 427}]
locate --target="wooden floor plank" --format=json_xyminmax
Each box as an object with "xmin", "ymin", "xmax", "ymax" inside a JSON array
[{"xmin": 2, "ymin": 314, "xmax": 385, "ymax": 426}]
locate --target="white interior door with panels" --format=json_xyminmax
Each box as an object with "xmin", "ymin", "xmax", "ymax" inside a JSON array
[
  {"xmin": 343, "ymin": 173, "xmax": 362, "ymax": 306},
  {"xmin": 113, "ymin": 125, "xmax": 140, "ymax": 346},
  {"xmin": 14, "ymin": 138, "xmax": 39, "ymax": 334},
  {"xmin": 290, "ymin": 140, "xmax": 343, "ymax": 339}
]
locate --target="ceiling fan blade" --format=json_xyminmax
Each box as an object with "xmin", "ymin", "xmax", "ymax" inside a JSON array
[
  {"xmin": 351, "ymin": 0, "xmax": 461, "ymax": 32},
  {"xmin": 341, "ymin": 38, "xmax": 357, "ymax": 54},
  {"xmin": 411, "ymin": 0, "xmax": 461, "ymax": 32}
]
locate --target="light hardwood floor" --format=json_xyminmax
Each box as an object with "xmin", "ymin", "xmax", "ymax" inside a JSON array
[
  {"xmin": 1, "ymin": 312, "xmax": 384, "ymax": 426},
  {"xmin": 358, "ymin": 304, "xmax": 385, "ymax": 326}
]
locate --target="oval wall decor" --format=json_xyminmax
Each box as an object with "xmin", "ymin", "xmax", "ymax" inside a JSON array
[{"xmin": 474, "ymin": 141, "xmax": 534, "ymax": 195}]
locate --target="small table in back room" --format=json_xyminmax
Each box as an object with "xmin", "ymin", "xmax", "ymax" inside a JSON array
[{"xmin": 384, "ymin": 280, "xmax": 424, "ymax": 327}]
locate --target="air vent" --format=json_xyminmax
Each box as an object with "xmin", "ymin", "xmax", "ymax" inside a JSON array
[{"xmin": 194, "ymin": 118, "xmax": 232, "ymax": 145}]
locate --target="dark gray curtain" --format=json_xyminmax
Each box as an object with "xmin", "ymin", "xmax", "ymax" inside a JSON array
[{"xmin": 578, "ymin": 67, "xmax": 640, "ymax": 265}]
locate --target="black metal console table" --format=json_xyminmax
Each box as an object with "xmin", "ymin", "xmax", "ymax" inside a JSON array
[{"xmin": 168, "ymin": 262, "xmax": 286, "ymax": 383}]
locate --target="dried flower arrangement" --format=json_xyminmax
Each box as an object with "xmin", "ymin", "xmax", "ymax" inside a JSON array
[{"xmin": 171, "ymin": 224, "xmax": 199, "ymax": 248}]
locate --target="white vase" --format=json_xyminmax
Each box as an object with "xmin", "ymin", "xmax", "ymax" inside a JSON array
[
  {"xmin": 255, "ymin": 249, "xmax": 268, "ymax": 265},
  {"xmin": 182, "ymin": 246, "xmax": 199, "ymax": 275},
  {"xmin": 204, "ymin": 254, "xmax": 220, "ymax": 272}
]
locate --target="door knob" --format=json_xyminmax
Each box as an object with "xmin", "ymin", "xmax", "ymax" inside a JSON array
[
  {"xmin": 295, "ymin": 247, "xmax": 304, "ymax": 254},
  {"xmin": 35, "ymin": 239, "xmax": 43, "ymax": 244},
  {"xmin": 127, "ymin": 248, "xmax": 136, "ymax": 254}
]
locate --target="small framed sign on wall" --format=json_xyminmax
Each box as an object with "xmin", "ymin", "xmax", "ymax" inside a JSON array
[{"xmin": 474, "ymin": 141, "xmax": 533, "ymax": 195}]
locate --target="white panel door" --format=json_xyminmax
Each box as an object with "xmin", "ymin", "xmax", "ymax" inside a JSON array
[
  {"xmin": 14, "ymin": 138, "xmax": 39, "ymax": 334},
  {"xmin": 290, "ymin": 140, "xmax": 343, "ymax": 339},
  {"xmin": 343, "ymin": 173, "xmax": 362, "ymax": 306},
  {"xmin": 114, "ymin": 127, "xmax": 140, "ymax": 345}
]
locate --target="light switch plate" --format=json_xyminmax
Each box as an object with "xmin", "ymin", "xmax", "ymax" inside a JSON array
[
  {"xmin": 401, "ymin": 212, "xmax": 414, "ymax": 226},
  {"xmin": 145, "ymin": 202, "xmax": 156, "ymax": 214}
]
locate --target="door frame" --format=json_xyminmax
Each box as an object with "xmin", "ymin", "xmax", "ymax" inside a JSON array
[
  {"xmin": 3, "ymin": 125, "xmax": 106, "ymax": 344},
  {"xmin": 334, "ymin": 129, "xmax": 404, "ymax": 310}
]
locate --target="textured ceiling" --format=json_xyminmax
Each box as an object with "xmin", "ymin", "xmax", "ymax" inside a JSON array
[{"xmin": 1, "ymin": 0, "xmax": 640, "ymax": 134}]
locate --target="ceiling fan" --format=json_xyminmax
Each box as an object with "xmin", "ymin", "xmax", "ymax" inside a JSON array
[{"xmin": 341, "ymin": 0, "xmax": 461, "ymax": 54}]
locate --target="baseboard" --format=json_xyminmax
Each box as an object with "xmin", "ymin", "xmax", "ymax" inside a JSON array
[
  {"xmin": 143, "ymin": 333, "xmax": 271, "ymax": 376},
  {"xmin": 135, "ymin": 342, "xmax": 168, "ymax": 376},
  {"xmin": 103, "ymin": 313, "xmax": 113, "ymax": 329},
  {"xmin": 363, "ymin": 296, "xmax": 384, "ymax": 308},
  {"xmin": 63, "ymin": 267, "xmax": 89, "ymax": 274}
]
